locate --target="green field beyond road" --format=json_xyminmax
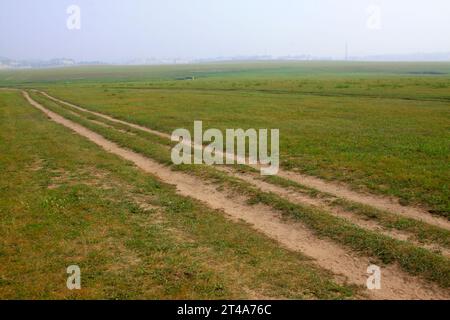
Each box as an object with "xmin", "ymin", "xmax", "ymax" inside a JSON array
[{"xmin": 1, "ymin": 62, "xmax": 447, "ymax": 216}]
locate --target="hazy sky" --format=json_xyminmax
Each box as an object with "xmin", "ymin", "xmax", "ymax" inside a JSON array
[{"xmin": 1, "ymin": 0, "xmax": 450, "ymax": 62}]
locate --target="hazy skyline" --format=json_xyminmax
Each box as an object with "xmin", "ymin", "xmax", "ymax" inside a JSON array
[{"xmin": 1, "ymin": 0, "xmax": 450, "ymax": 62}]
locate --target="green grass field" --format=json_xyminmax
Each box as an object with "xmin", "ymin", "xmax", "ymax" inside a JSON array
[
  {"xmin": 1, "ymin": 61, "xmax": 449, "ymax": 299},
  {"xmin": 0, "ymin": 90, "xmax": 356, "ymax": 299},
  {"xmin": 2, "ymin": 62, "xmax": 447, "ymax": 215}
]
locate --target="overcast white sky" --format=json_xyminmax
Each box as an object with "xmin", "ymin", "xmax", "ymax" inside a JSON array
[{"xmin": 1, "ymin": 0, "xmax": 450, "ymax": 62}]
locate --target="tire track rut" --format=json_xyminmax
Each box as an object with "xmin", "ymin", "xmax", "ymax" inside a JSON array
[
  {"xmin": 37, "ymin": 90, "xmax": 450, "ymax": 231},
  {"xmin": 23, "ymin": 90, "xmax": 449, "ymax": 300}
]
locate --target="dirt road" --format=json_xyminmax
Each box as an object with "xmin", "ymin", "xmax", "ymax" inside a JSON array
[
  {"xmin": 37, "ymin": 90, "xmax": 450, "ymax": 231},
  {"xmin": 23, "ymin": 90, "xmax": 449, "ymax": 300}
]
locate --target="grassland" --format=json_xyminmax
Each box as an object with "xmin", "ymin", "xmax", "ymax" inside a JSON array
[
  {"xmin": 26, "ymin": 91, "xmax": 450, "ymax": 289},
  {"xmin": 0, "ymin": 90, "xmax": 356, "ymax": 299},
  {"xmin": 0, "ymin": 61, "xmax": 449, "ymax": 299},
  {"xmin": 1, "ymin": 62, "xmax": 447, "ymax": 215}
]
